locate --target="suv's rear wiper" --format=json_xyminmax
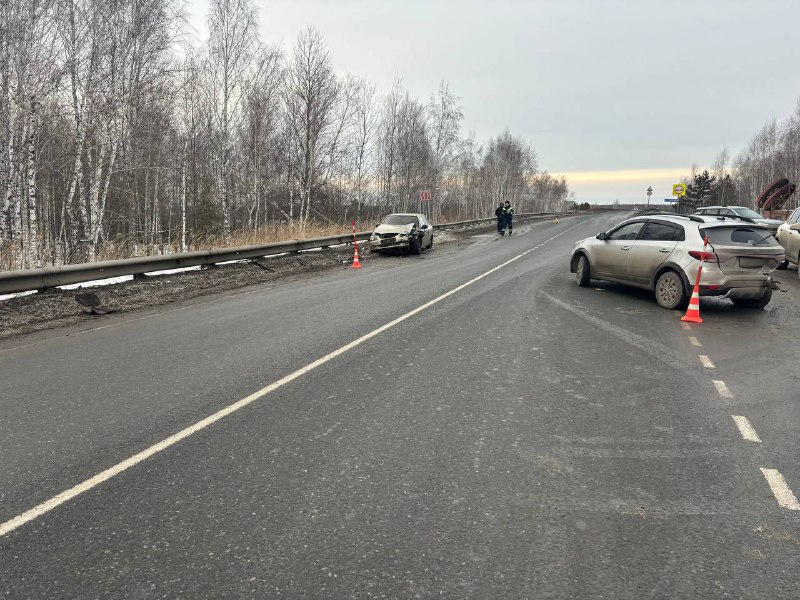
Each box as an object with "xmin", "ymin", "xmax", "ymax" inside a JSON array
[{"xmin": 751, "ymin": 233, "xmax": 775, "ymax": 246}]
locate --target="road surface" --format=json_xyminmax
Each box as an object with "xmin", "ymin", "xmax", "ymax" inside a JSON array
[{"xmin": 1, "ymin": 212, "xmax": 799, "ymax": 598}]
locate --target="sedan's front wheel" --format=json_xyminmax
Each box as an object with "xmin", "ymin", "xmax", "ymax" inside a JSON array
[
  {"xmin": 576, "ymin": 255, "xmax": 591, "ymax": 287},
  {"xmin": 410, "ymin": 238, "xmax": 423, "ymax": 255},
  {"xmin": 654, "ymin": 270, "xmax": 686, "ymax": 310}
]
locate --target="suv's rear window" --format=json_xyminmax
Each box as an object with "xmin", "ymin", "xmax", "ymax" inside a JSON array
[{"xmin": 700, "ymin": 226, "xmax": 780, "ymax": 247}]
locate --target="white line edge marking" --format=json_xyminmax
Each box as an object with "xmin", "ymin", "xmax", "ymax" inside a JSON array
[
  {"xmin": 0, "ymin": 221, "xmax": 587, "ymax": 538},
  {"xmin": 731, "ymin": 415, "xmax": 762, "ymax": 443},
  {"xmin": 713, "ymin": 380, "xmax": 732, "ymax": 398},
  {"xmin": 688, "ymin": 336, "xmax": 701, "ymax": 347},
  {"xmin": 760, "ymin": 468, "xmax": 800, "ymax": 510},
  {"xmin": 698, "ymin": 355, "xmax": 715, "ymax": 369}
]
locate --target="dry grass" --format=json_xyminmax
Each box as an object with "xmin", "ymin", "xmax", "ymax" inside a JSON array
[{"xmin": 0, "ymin": 221, "xmax": 354, "ymax": 270}]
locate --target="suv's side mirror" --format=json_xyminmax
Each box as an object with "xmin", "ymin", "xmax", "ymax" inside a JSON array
[{"xmin": 596, "ymin": 232, "xmax": 607, "ymax": 240}]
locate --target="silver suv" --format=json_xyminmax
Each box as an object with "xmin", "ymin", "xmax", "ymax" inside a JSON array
[{"xmin": 570, "ymin": 214, "xmax": 784, "ymax": 309}]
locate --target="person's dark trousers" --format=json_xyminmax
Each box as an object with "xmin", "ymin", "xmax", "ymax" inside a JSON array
[
  {"xmin": 507, "ymin": 216, "xmax": 513, "ymax": 233},
  {"xmin": 497, "ymin": 217, "xmax": 503, "ymax": 232}
]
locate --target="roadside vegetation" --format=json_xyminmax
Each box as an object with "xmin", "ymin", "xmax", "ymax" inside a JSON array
[
  {"xmin": 0, "ymin": 0, "xmax": 571, "ymax": 272},
  {"xmin": 681, "ymin": 101, "xmax": 800, "ymax": 209}
]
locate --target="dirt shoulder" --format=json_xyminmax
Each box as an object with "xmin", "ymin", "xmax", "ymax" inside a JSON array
[{"xmin": 0, "ymin": 228, "xmax": 473, "ymax": 342}]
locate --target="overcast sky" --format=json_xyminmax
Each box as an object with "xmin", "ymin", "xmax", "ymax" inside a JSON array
[{"xmin": 187, "ymin": 0, "xmax": 800, "ymax": 204}]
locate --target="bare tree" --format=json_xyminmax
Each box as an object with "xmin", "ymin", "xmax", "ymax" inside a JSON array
[
  {"xmin": 426, "ymin": 81, "xmax": 462, "ymax": 220},
  {"xmin": 283, "ymin": 27, "xmax": 342, "ymax": 225},
  {"xmin": 207, "ymin": 0, "xmax": 258, "ymax": 235}
]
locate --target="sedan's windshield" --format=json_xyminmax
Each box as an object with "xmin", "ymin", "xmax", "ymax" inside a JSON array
[
  {"xmin": 382, "ymin": 215, "xmax": 418, "ymax": 226},
  {"xmin": 730, "ymin": 207, "xmax": 763, "ymax": 219}
]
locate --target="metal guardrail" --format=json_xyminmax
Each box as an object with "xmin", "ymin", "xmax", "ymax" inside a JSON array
[{"xmin": 0, "ymin": 213, "xmax": 564, "ymax": 294}]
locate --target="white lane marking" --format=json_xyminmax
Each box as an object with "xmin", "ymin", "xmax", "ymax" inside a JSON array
[
  {"xmin": 680, "ymin": 323, "xmax": 692, "ymax": 331},
  {"xmin": 731, "ymin": 415, "xmax": 762, "ymax": 443},
  {"xmin": 0, "ymin": 221, "xmax": 589, "ymax": 538},
  {"xmin": 713, "ymin": 380, "xmax": 732, "ymax": 398},
  {"xmin": 760, "ymin": 468, "xmax": 800, "ymax": 510},
  {"xmin": 698, "ymin": 355, "xmax": 715, "ymax": 369},
  {"xmin": 688, "ymin": 336, "xmax": 702, "ymax": 347}
]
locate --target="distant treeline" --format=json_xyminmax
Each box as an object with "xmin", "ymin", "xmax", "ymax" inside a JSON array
[{"xmin": 0, "ymin": 0, "xmax": 571, "ymax": 269}]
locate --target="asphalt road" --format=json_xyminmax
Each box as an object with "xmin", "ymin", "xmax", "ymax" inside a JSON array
[{"xmin": 1, "ymin": 212, "xmax": 799, "ymax": 598}]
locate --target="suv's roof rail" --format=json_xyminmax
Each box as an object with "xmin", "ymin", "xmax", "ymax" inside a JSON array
[{"xmin": 638, "ymin": 211, "xmax": 704, "ymax": 223}]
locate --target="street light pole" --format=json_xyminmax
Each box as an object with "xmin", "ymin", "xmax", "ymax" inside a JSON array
[{"xmin": 646, "ymin": 186, "xmax": 653, "ymax": 209}]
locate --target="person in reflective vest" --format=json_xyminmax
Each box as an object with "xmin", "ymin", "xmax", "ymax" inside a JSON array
[
  {"xmin": 502, "ymin": 201, "xmax": 515, "ymax": 235},
  {"xmin": 495, "ymin": 201, "xmax": 505, "ymax": 234}
]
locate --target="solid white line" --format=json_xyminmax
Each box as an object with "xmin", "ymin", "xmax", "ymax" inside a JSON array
[
  {"xmin": 713, "ymin": 380, "xmax": 733, "ymax": 398},
  {"xmin": 760, "ymin": 468, "xmax": 800, "ymax": 510},
  {"xmin": 698, "ymin": 355, "xmax": 715, "ymax": 369},
  {"xmin": 0, "ymin": 221, "xmax": 588, "ymax": 538},
  {"xmin": 688, "ymin": 336, "xmax": 702, "ymax": 347},
  {"xmin": 731, "ymin": 415, "xmax": 762, "ymax": 443}
]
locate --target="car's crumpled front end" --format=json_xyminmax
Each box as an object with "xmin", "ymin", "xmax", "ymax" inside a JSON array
[{"xmin": 369, "ymin": 223, "xmax": 416, "ymax": 252}]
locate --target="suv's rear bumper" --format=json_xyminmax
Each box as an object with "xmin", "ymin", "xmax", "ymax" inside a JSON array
[{"xmin": 699, "ymin": 279, "xmax": 772, "ymax": 299}]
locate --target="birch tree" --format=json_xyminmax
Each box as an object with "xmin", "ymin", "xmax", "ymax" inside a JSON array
[
  {"xmin": 207, "ymin": 0, "xmax": 258, "ymax": 235},
  {"xmin": 283, "ymin": 27, "xmax": 341, "ymax": 224}
]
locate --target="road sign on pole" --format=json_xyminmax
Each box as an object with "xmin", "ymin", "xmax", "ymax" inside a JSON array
[
  {"xmin": 419, "ymin": 190, "xmax": 431, "ymax": 201},
  {"xmin": 672, "ymin": 183, "xmax": 687, "ymax": 197}
]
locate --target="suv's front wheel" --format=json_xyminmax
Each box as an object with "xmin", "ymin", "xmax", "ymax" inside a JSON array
[{"xmin": 654, "ymin": 270, "xmax": 686, "ymax": 310}]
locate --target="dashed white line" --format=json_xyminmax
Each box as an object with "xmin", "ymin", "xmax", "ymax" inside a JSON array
[
  {"xmin": 731, "ymin": 415, "xmax": 762, "ymax": 443},
  {"xmin": 760, "ymin": 469, "xmax": 800, "ymax": 510},
  {"xmin": 698, "ymin": 355, "xmax": 715, "ymax": 369},
  {"xmin": 688, "ymin": 336, "xmax": 702, "ymax": 347},
  {"xmin": 713, "ymin": 380, "xmax": 732, "ymax": 398},
  {"xmin": 0, "ymin": 220, "xmax": 588, "ymax": 539},
  {"xmin": 680, "ymin": 322, "xmax": 692, "ymax": 331}
]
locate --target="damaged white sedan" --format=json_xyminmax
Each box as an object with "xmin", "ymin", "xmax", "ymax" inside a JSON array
[{"xmin": 369, "ymin": 213, "xmax": 433, "ymax": 255}]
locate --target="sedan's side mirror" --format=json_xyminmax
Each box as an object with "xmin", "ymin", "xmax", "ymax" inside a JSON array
[
  {"xmin": 421, "ymin": 224, "xmax": 429, "ymax": 229},
  {"xmin": 789, "ymin": 223, "xmax": 800, "ymax": 231},
  {"xmin": 596, "ymin": 232, "xmax": 607, "ymax": 240}
]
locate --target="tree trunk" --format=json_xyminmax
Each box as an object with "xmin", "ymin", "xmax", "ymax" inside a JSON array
[{"xmin": 25, "ymin": 95, "xmax": 39, "ymax": 267}]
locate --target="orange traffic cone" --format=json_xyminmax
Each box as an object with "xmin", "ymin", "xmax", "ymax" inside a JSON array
[
  {"xmin": 681, "ymin": 237, "xmax": 709, "ymax": 323},
  {"xmin": 681, "ymin": 284, "xmax": 703, "ymax": 323},
  {"xmin": 351, "ymin": 240, "xmax": 363, "ymax": 269}
]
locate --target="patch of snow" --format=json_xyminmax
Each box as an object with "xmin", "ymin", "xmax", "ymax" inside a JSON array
[
  {"xmin": 59, "ymin": 275, "xmax": 134, "ymax": 290},
  {"xmin": 0, "ymin": 290, "xmax": 37, "ymax": 302}
]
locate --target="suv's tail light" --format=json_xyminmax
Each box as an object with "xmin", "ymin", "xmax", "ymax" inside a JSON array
[{"xmin": 689, "ymin": 250, "xmax": 717, "ymax": 262}]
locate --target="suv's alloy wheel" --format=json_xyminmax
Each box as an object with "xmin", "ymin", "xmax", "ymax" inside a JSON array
[{"xmin": 655, "ymin": 271, "xmax": 685, "ymax": 310}]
